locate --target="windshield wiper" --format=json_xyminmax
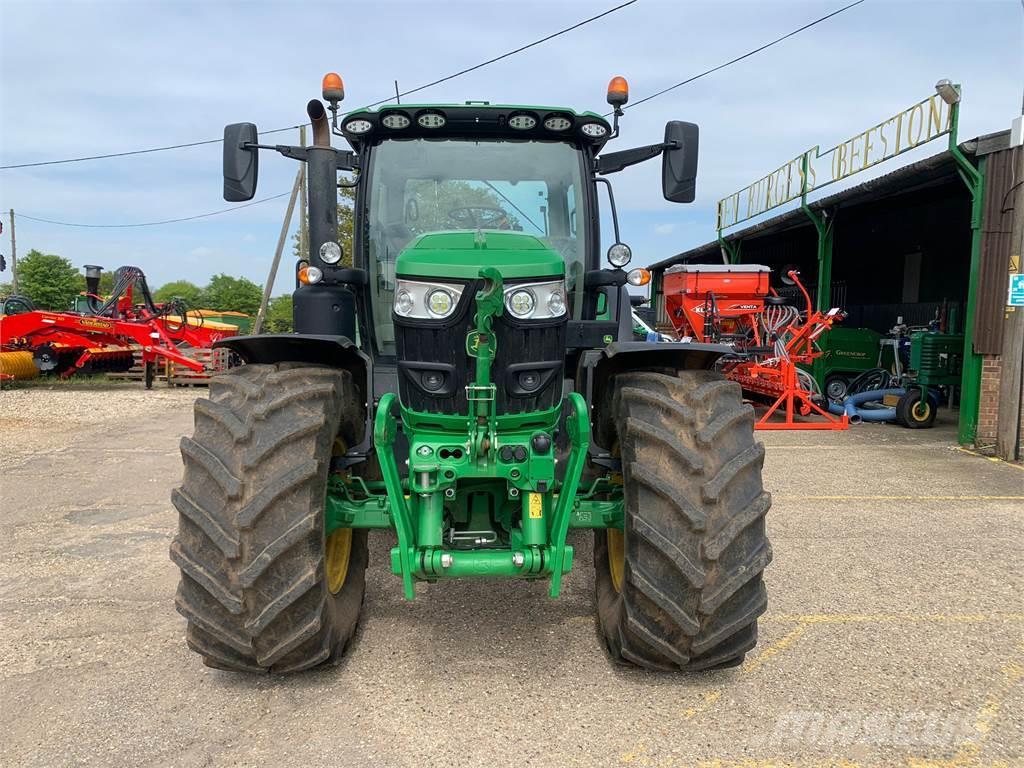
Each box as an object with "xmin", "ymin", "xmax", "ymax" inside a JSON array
[{"xmin": 483, "ymin": 181, "xmax": 544, "ymax": 235}]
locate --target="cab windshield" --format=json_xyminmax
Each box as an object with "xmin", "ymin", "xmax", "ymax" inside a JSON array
[{"xmin": 364, "ymin": 138, "xmax": 586, "ymax": 355}]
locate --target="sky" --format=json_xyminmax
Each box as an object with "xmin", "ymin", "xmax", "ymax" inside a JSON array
[{"xmin": 1, "ymin": 0, "xmax": 1022, "ymax": 296}]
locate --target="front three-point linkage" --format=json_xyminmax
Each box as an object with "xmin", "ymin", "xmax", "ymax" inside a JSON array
[{"xmin": 466, "ymin": 267, "xmax": 504, "ymax": 464}]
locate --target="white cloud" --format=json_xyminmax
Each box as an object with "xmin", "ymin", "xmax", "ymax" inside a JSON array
[{"xmin": 654, "ymin": 223, "xmax": 675, "ymax": 236}]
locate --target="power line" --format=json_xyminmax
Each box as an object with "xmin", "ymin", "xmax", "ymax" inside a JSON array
[
  {"xmin": 0, "ymin": 127, "xmax": 300, "ymax": 171},
  {"xmin": 11, "ymin": 191, "xmax": 291, "ymax": 228},
  {"xmin": 360, "ymin": 0, "xmax": 639, "ymax": 109},
  {"xmin": 610, "ymin": 0, "xmax": 867, "ymax": 114},
  {"xmin": 1, "ymin": 0, "xmax": 639, "ymax": 171}
]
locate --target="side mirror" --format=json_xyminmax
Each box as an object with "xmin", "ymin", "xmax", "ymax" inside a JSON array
[
  {"xmin": 662, "ymin": 121, "xmax": 698, "ymax": 203},
  {"xmin": 223, "ymin": 123, "xmax": 259, "ymax": 202}
]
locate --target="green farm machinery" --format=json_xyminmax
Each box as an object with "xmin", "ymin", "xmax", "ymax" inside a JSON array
[{"xmin": 170, "ymin": 74, "xmax": 771, "ymax": 674}]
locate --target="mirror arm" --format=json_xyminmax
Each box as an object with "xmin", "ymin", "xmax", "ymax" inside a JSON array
[
  {"xmin": 595, "ymin": 140, "xmax": 675, "ymax": 175},
  {"xmin": 594, "ymin": 177, "xmax": 621, "ymax": 244},
  {"xmin": 242, "ymin": 143, "xmax": 358, "ymax": 171}
]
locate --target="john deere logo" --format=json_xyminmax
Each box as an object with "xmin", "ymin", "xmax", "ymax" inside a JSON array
[{"xmin": 466, "ymin": 331, "xmax": 495, "ymax": 358}]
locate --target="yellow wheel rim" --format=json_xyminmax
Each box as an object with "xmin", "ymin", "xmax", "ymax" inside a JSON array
[
  {"xmin": 607, "ymin": 528, "xmax": 625, "ymax": 593},
  {"xmin": 912, "ymin": 401, "xmax": 931, "ymax": 421},
  {"xmin": 325, "ymin": 528, "xmax": 352, "ymax": 594}
]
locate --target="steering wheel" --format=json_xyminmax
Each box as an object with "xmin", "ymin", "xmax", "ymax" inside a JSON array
[{"xmin": 447, "ymin": 205, "xmax": 509, "ymax": 230}]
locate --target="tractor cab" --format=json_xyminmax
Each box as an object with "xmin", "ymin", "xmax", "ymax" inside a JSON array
[{"xmin": 336, "ymin": 103, "xmax": 604, "ymax": 359}]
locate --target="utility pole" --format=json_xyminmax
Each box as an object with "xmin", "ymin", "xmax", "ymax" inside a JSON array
[
  {"xmin": 8, "ymin": 209, "xmax": 18, "ymax": 293},
  {"xmin": 253, "ymin": 168, "xmax": 303, "ymax": 335},
  {"xmin": 995, "ymin": 145, "xmax": 1024, "ymax": 461},
  {"xmin": 299, "ymin": 125, "xmax": 308, "ymax": 263}
]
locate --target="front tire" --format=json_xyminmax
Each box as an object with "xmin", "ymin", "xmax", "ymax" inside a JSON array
[
  {"xmin": 170, "ymin": 363, "xmax": 367, "ymax": 673},
  {"xmin": 595, "ymin": 370, "xmax": 772, "ymax": 671},
  {"xmin": 896, "ymin": 389, "xmax": 936, "ymax": 429}
]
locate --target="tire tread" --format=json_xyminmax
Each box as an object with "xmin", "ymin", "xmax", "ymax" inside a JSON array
[{"xmin": 595, "ymin": 369, "xmax": 772, "ymax": 671}]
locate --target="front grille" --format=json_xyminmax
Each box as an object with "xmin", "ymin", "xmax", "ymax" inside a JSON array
[{"xmin": 394, "ymin": 280, "xmax": 566, "ymax": 415}]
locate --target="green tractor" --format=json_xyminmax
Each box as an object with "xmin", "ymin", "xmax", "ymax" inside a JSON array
[{"xmin": 170, "ymin": 73, "xmax": 771, "ymax": 674}]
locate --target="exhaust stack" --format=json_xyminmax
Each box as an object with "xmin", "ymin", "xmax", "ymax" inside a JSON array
[{"xmin": 307, "ymin": 100, "xmax": 331, "ymax": 147}]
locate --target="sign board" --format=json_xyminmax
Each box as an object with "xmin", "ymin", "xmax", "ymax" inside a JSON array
[
  {"xmin": 717, "ymin": 90, "xmax": 956, "ymax": 231},
  {"xmin": 1009, "ymin": 273, "xmax": 1024, "ymax": 307}
]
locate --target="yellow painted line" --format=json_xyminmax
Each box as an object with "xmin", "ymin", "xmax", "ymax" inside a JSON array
[
  {"xmin": 741, "ymin": 623, "xmax": 808, "ymax": 675},
  {"xmin": 905, "ymin": 759, "xmax": 1011, "ymax": 768},
  {"xmin": 957, "ymin": 446, "xmax": 1024, "ymax": 471},
  {"xmin": 663, "ymin": 626, "xmax": 808, "ymax": 733},
  {"xmin": 765, "ymin": 444, "xmax": 941, "ymax": 450},
  {"xmin": 618, "ymin": 742, "xmax": 648, "ymax": 764},
  {"xmin": 763, "ymin": 613, "xmax": 1024, "ymax": 625},
  {"xmin": 624, "ymin": 747, "xmax": 870, "ymax": 766},
  {"xmin": 907, "ymin": 644, "xmax": 1024, "ymax": 768},
  {"xmin": 773, "ymin": 495, "xmax": 1024, "ymax": 501},
  {"xmin": 698, "ymin": 761, "xmax": 866, "ymax": 768},
  {"xmin": 761, "ymin": 445, "xmax": 853, "ymax": 450},
  {"xmin": 969, "ymin": 656, "xmax": 1023, "ymax": 739},
  {"xmin": 681, "ymin": 689, "xmax": 722, "ymax": 721}
]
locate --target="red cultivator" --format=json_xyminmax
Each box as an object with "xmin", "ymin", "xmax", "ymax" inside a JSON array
[
  {"xmin": 663, "ymin": 263, "xmax": 848, "ymax": 430},
  {"xmin": 0, "ymin": 265, "xmax": 236, "ymax": 386}
]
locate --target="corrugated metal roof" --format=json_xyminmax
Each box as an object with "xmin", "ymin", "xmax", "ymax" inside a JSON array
[{"xmin": 650, "ymin": 131, "xmax": 1013, "ymax": 272}]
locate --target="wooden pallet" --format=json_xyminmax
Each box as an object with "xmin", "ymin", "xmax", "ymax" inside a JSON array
[{"xmin": 108, "ymin": 347, "xmax": 229, "ymax": 387}]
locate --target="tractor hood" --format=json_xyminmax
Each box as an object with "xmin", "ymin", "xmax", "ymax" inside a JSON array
[{"xmin": 395, "ymin": 231, "xmax": 564, "ymax": 281}]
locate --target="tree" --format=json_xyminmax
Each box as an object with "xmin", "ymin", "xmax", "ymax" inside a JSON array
[
  {"xmin": 154, "ymin": 280, "xmax": 205, "ymax": 306},
  {"xmin": 202, "ymin": 274, "xmax": 263, "ymax": 315},
  {"xmin": 406, "ymin": 180, "xmax": 523, "ymax": 232},
  {"xmin": 96, "ymin": 270, "xmax": 116, "ymax": 296},
  {"xmin": 266, "ymin": 294, "xmax": 293, "ymax": 333},
  {"xmin": 292, "ymin": 182, "xmax": 355, "ymax": 266},
  {"xmin": 15, "ymin": 250, "xmax": 82, "ymax": 310},
  {"xmin": 289, "ymin": 178, "xmax": 525, "ymax": 265}
]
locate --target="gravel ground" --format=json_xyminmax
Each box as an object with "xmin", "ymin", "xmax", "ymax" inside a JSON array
[
  {"xmin": 0, "ymin": 385, "xmax": 195, "ymax": 469},
  {"xmin": 0, "ymin": 385, "xmax": 1022, "ymax": 767}
]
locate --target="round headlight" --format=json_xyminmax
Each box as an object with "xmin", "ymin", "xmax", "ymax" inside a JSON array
[
  {"xmin": 580, "ymin": 122, "xmax": 609, "ymax": 138},
  {"xmin": 417, "ymin": 112, "xmax": 446, "ymax": 129},
  {"xmin": 381, "ymin": 113, "xmax": 410, "ymax": 129},
  {"xmin": 508, "ymin": 114, "xmax": 537, "ymax": 130},
  {"xmin": 543, "ymin": 115, "xmax": 572, "ymax": 132},
  {"xmin": 344, "ymin": 118, "xmax": 373, "ymax": 135},
  {"xmin": 319, "ymin": 241, "xmax": 342, "ymax": 264},
  {"xmin": 395, "ymin": 289, "xmax": 414, "ymax": 315},
  {"xmin": 507, "ymin": 289, "xmax": 536, "ymax": 318},
  {"xmin": 547, "ymin": 288, "xmax": 566, "ymax": 316},
  {"xmin": 426, "ymin": 288, "xmax": 455, "ymax": 318},
  {"xmin": 607, "ymin": 243, "xmax": 632, "ymax": 268}
]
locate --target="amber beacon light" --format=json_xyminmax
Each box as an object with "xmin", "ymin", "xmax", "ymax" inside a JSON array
[{"xmin": 606, "ymin": 76, "xmax": 629, "ymax": 108}]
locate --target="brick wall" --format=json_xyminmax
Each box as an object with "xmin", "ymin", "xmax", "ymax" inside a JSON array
[{"xmin": 976, "ymin": 355, "xmax": 1002, "ymax": 446}]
